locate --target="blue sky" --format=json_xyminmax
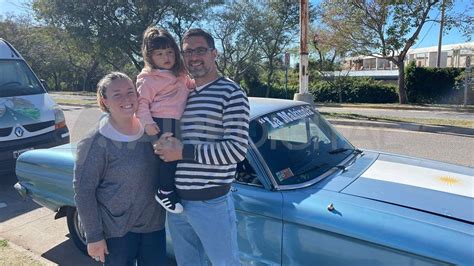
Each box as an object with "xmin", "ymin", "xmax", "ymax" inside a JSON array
[{"xmin": 0, "ymin": 0, "xmax": 471, "ymax": 48}]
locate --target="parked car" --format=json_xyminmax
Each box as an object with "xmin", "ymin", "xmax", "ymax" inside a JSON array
[
  {"xmin": 14, "ymin": 98, "xmax": 473, "ymax": 265},
  {"xmin": 0, "ymin": 38, "xmax": 70, "ymax": 173}
]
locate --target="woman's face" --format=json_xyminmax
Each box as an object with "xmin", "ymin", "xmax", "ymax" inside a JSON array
[{"xmin": 102, "ymin": 78, "xmax": 138, "ymax": 119}]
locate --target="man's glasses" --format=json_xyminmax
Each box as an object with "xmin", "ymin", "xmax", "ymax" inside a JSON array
[{"xmin": 182, "ymin": 47, "xmax": 213, "ymax": 57}]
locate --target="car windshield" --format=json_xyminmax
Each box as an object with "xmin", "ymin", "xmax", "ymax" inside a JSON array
[
  {"xmin": 0, "ymin": 60, "xmax": 45, "ymax": 97},
  {"xmin": 250, "ymin": 105, "xmax": 355, "ymax": 186}
]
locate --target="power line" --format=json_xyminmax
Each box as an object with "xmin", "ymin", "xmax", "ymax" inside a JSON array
[{"xmin": 414, "ymin": 9, "xmax": 441, "ymax": 49}]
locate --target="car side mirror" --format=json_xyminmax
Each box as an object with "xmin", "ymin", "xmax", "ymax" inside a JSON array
[{"xmin": 40, "ymin": 79, "xmax": 50, "ymax": 92}]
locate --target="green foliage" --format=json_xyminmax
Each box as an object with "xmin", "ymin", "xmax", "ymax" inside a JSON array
[
  {"xmin": 405, "ymin": 62, "xmax": 469, "ymax": 104},
  {"xmin": 243, "ymin": 80, "xmax": 297, "ymax": 99},
  {"xmin": 247, "ymin": 0, "xmax": 302, "ymax": 96},
  {"xmin": 310, "ymin": 77, "xmax": 399, "ymax": 103}
]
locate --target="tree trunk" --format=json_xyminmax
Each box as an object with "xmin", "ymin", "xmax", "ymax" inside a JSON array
[
  {"xmin": 53, "ymin": 73, "xmax": 60, "ymax": 91},
  {"xmin": 83, "ymin": 60, "xmax": 99, "ymax": 91},
  {"xmin": 265, "ymin": 58, "xmax": 274, "ymax": 98},
  {"xmin": 397, "ymin": 62, "xmax": 408, "ymax": 104}
]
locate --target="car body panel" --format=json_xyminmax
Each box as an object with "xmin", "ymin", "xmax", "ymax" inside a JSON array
[
  {"xmin": 15, "ymin": 144, "xmax": 75, "ymax": 210},
  {"xmin": 14, "ymin": 98, "xmax": 474, "ymax": 265},
  {"xmin": 233, "ymin": 183, "xmax": 283, "ymax": 264},
  {"xmin": 343, "ymin": 155, "xmax": 474, "ymax": 223},
  {"xmin": 0, "ymin": 94, "xmax": 56, "ymax": 137},
  {"xmin": 282, "ymin": 184, "xmax": 472, "ymax": 265}
]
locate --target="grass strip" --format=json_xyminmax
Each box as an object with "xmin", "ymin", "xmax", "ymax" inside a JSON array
[
  {"xmin": 321, "ymin": 112, "xmax": 474, "ymax": 129},
  {"xmin": 52, "ymin": 98, "xmax": 97, "ymax": 106}
]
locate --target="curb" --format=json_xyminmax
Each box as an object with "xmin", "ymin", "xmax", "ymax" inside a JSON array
[
  {"xmin": 0, "ymin": 237, "xmax": 56, "ymax": 265},
  {"xmin": 328, "ymin": 119, "xmax": 474, "ymax": 136},
  {"xmin": 316, "ymin": 103, "xmax": 474, "ymax": 113}
]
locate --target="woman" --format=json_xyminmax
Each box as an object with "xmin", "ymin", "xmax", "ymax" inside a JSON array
[{"xmin": 73, "ymin": 72, "xmax": 166, "ymax": 265}]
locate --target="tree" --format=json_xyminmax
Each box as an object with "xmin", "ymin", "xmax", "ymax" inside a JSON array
[
  {"xmin": 164, "ymin": 1, "xmax": 222, "ymax": 46},
  {"xmin": 212, "ymin": 0, "xmax": 260, "ymax": 84},
  {"xmin": 0, "ymin": 15, "xmax": 73, "ymax": 90},
  {"xmin": 319, "ymin": 0, "xmax": 449, "ymax": 103},
  {"xmin": 32, "ymin": 0, "xmax": 173, "ymax": 71},
  {"xmin": 309, "ymin": 27, "xmax": 350, "ymax": 72},
  {"xmin": 248, "ymin": 0, "xmax": 301, "ymax": 97}
]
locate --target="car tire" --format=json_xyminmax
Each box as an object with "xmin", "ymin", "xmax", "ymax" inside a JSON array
[{"xmin": 66, "ymin": 207, "xmax": 87, "ymax": 253}]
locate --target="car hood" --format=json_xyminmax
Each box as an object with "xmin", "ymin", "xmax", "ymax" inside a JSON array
[
  {"xmin": 342, "ymin": 153, "xmax": 473, "ymax": 223},
  {"xmin": 0, "ymin": 93, "xmax": 56, "ymax": 140}
]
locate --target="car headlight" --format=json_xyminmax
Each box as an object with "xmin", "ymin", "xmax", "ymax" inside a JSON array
[
  {"xmin": 53, "ymin": 105, "xmax": 67, "ymax": 129},
  {"xmin": 0, "ymin": 103, "xmax": 5, "ymax": 118}
]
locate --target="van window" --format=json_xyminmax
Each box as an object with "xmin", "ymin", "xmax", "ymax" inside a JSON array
[{"xmin": 0, "ymin": 60, "xmax": 45, "ymax": 97}]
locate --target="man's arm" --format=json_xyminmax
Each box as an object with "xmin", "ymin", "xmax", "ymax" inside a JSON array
[
  {"xmin": 183, "ymin": 89, "xmax": 249, "ymax": 165},
  {"xmin": 155, "ymin": 88, "xmax": 249, "ymax": 165}
]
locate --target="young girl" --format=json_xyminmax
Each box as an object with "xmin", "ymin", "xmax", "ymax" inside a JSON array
[{"xmin": 137, "ymin": 27, "xmax": 194, "ymax": 214}]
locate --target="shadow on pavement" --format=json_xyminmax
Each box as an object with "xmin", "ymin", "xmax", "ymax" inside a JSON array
[
  {"xmin": 0, "ymin": 171, "xmax": 41, "ymax": 224},
  {"xmin": 42, "ymin": 238, "xmax": 100, "ymax": 266},
  {"xmin": 42, "ymin": 237, "xmax": 177, "ymax": 266}
]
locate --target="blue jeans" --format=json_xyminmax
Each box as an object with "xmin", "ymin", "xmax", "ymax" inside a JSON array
[
  {"xmin": 104, "ymin": 229, "xmax": 166, "ymax": 266},
  {"xmin": 168, "ymin": 193, "xmax": 240, "ymax": 266}
]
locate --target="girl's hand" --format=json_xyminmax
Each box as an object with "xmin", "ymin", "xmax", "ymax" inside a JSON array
[
  {"xmin": 145, "ymin": 123, "xmax": 160, "ymax": 136},
  {"xmin": 87, "ymin": 239, "xmax": 109, "ymax": 263}
]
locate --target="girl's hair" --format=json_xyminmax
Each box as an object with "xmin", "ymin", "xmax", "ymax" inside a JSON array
[
  {"xmin": 141, "ymin": 27, "xmax": 186, "ymax": 76},
  {"xmin": 96, "ymin": 72, "xmax": 134, "ymax": 113}
]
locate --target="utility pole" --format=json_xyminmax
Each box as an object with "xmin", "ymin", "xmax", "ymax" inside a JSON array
[
  {"xmin": 437, "ymin": 0, "xmax": 446, "ymax": 68},
  {"xmin": 294, "ymin": 0, "xmax": 315, "ymax": 106},
  {"xmin": 464, "ymin": 55, "xmax": 471, "ymax": 106}
]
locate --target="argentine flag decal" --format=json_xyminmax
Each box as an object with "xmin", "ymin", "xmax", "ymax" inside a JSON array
[{"xmin": 361, "ymin": 161, "xmax": 474, "ymax": 198}]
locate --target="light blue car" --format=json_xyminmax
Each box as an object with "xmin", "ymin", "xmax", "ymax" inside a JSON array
[{"xmin": 15, "ymin": 98, "xmax": 474, "ymax": 265}]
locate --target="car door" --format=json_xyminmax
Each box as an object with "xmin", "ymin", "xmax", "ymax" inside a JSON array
[{"xmin": 232, "ymin": 160, "xmax": 283, "ymax": 265}]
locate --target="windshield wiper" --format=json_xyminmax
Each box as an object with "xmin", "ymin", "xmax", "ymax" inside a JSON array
[
  {"xmin": 294, "ymin": 165, "xmax": 322, "ymax": 177},
  {"xmin": 328, "ymin": 148, "xmax": 362, "ymax": 155}
]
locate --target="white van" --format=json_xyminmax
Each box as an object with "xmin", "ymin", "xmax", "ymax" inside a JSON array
[{"xmin": 0, "ymin": 38, "xmax": 70, "ymax": 173}]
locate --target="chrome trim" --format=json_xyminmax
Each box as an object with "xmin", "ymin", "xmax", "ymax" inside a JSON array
[
  {"xmin": 14, "ymin": 182, "xmax": 27, "ymax": 199},
  {"xmin": 248, "ymin": 140, "xmax": 279, "ymax": 190}
]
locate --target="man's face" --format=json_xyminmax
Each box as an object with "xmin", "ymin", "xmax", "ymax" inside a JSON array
[{"xmin": 182, "ymin": 36, "xmax": 217, "ymax": 79}]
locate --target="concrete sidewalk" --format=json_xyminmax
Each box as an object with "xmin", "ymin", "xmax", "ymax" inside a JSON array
[{"xmin": 0, "ymin": 237, "xmax": 54, "ymax": 265}]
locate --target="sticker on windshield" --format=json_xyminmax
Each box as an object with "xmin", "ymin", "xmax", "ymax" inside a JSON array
[
  {"xmin": 276, "ymin": 168, "xmax": 294, "ymax": 181},
  {"xmin": 257, "ymin": 105, "xmax": 315, "ymax": 129}
]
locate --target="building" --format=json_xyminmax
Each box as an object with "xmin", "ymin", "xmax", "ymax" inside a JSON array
[{"xmin": 338, "ymin": 42, "xmax": 473, "ymax": 80}]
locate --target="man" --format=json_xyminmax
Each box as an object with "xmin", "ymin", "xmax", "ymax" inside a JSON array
[{"xmin": 154, "ymin": 28, "xmax": 249, "ymax": 265}]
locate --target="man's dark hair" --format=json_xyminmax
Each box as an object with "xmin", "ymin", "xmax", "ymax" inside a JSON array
[{"xmin": 182, "ymin": 28, "xmax": 215, "ymax": 49}]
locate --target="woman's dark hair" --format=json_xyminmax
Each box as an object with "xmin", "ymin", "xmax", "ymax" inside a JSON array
[{"xmin": 141, "ymin": 27, "xmax": 186, "ymax": 76}]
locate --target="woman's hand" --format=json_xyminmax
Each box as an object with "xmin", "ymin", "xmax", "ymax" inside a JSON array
[
  {"xmin": 87, "ymin": 239, "xmax": 109, "ymax": 263},
  {"xmin": 145, "ymin": 123, "xmax": 160, "ymax": 136}
]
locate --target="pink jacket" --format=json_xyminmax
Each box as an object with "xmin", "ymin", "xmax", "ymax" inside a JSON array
[{"xmin": 136, "ymin": 69, "xmax": 194, "ymax": 125}]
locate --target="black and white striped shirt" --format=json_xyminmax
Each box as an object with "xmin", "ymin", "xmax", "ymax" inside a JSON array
[{"xmin": 178, "ymin": 77, "xmax": 250, "ymax": 200}]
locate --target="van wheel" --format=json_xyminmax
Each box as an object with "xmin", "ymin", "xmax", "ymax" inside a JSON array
[{"xmin": 66, "ymin": 207, "xmax": 87, "ymax": 253}]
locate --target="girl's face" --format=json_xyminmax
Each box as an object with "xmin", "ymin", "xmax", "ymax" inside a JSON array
[
  {"xmin": 102, "ymin": 79, "xmax": 138, "ymax": 120},
  {"xmin": 151, "ymin": 48, "xmax": 176, "ymax": 70}
]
